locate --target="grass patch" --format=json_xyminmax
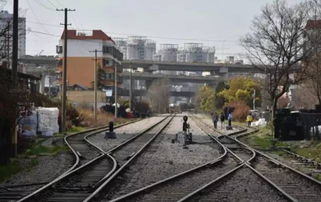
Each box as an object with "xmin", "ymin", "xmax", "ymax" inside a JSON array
[
  {"xmin": 316, "ymin": 174, "xmax": 321, "ymax": 181},
  {"xmin": 291, "ymin": 141, "xmax": 321, "ymax": 162},
  {"xmin": 24, "ymin": 138, "xmax": 67, "ymax": 157},
  {"xmin": 25, "ymin": 143, "xmax": 67, "ymax": 156},
  {"xmin": 243, "ymin": 126, "xmax": 321, "ymax": 163},
  {"xmin": 242, "ymin": 126, "xmax": 289, "ymax": 150},
  {"xmin": 0, "ymin": 160, "xmax": 21, "ymax": 182}
]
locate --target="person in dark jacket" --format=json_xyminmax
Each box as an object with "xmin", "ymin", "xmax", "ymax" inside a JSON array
[
  {"xmin": 211, "ymin": 112, "xmax": 218, "ymax": 129},
  {"xmin": 220, "ymin": 112, "xmax": 225, "ymax": 130}
]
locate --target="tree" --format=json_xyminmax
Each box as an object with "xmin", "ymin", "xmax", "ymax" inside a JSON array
[
  {"xmin": 214, "ymin": 81, "xmax": 226, "ymax": 110},
  {"xmin": 195, "ymin": 85, "xmax": 216, "ymax": 113},
  {"xmin": 218, "ymin": 76, "xmax": 261, "ymax": 108},
  {"xmin": 146, "ymin": 79, "xmax": 170, "ymax": 113},
  {"xmin": 241, "ymin": 0, "xmax": 311, "ymax": 135},
  {"xmin": 304, "ymin": 0, "xmax": 321, "ymax": 106}
]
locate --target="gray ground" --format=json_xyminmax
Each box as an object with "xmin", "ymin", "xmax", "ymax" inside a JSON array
[
  {"xmin": 0, "ymin": 151, "xmax": 73, "ymax": 192},
  {"xmin": 186, "ymin": 166, "xmax": 289, "ymax": 202},
  {"xmin": 101, "ymin": 115, "xmax": 222, "ymax": 200}
]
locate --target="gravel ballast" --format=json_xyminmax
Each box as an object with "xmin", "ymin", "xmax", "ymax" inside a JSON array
[
  {"xmin": 88, "ymin": 116, "xmax": 166, "ymax": 152},
  {"xmin": 0, "ymin": 152, "xmax": 73, "ymax": 191},
  {"xmin": 102, "ymin": 115, "xmax": 221, "ymax": 200},
  {"xmin": 185, "ymin": 166, "xmax": 289, "ymax": 202},
  {"xmin": 125, "ymin": 154, "xmax": 239, "ymax": 202}
]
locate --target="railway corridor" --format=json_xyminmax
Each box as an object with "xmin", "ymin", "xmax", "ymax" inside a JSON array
[{"xmin": 1, "ymin": 114, "xmax": 321, "ymax": 202}]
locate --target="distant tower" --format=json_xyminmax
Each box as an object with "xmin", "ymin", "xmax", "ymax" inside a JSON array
[{"xmin": 159, "ymin": 44, "xmax": 178, "ymax": 62}]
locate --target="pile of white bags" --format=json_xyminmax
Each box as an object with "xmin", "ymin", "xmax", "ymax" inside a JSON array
[
  {"xmin": 20, "ymin": 111, "xmax": 37, "ymax": 136},
  {"xmin": 251, "ymin": 118, "xmax": 267, "ymax": 127},
  {"xmin": 36, "ymin": 107, "xmax": 59, "ymax": 136}
]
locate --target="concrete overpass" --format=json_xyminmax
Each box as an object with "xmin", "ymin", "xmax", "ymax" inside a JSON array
[
  {"xmin": 119, "ymin": 89, "xmax": 195, "ymax": 98},
  {"xmin": 122, "ymin": 60, "xmax": 263, "ymax": 75},
  {"xmin": 120, "ymin": 72, "xmax": 222, "ymax": 84}
]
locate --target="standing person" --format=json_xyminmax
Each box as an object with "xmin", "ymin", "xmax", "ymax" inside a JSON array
[
  {"xmin": 228, "ymin": 112, "xmax": 233, "ymax": 128},
  {"xmin": 246, "ymin": 113, "xmax": 253, "ymax": 127},
  {"xmin": 220, "ymin": 112, "xmax": 225, "ymax": 130},
  {"xmin": 212, "ymin": 112, "xmax": 218, "ymax": 129}
]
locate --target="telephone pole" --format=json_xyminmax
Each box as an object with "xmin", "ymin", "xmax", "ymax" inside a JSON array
[
  {"xmin": 89, "ymin": 49, "xmax": 102, "ymax": 123},
  {"xmin": 57, "ymin": 8, "xmax": 75, "ymax": 132},
  {"xmin": 12, "ymin": 0, "xmax": 18, "ymax": 86},
  {"xmin": 114, "ymin": 63, "xmax": 118, "ymax": 118},
  {"xmin": 129, "ymin": 63, "xmax": 132, "ymax": 111}
]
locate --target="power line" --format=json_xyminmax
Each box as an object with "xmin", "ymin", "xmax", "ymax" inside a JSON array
[
  {"xmin": 32, "ymin": 0, "xmax": 56, "ymax": 11},
  {"xmin": 27, "ymin": 20, "xmax": 61, "ymax": 28},
  {"xmin": 28, "ymin": 29, "xmax": 60, "ymax": 37},
  {"xmin": 26, "ymin": 0, "xmax": 51, "ymax": 33},
  {"xmin": 46, "ymin": 0, "xmax": 58, "ymax": 9}
]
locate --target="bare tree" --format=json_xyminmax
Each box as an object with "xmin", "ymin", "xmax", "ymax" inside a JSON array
[
  {"xmin": 146, "ymin": 79, "xmax": 170, "ymax": 113},
  {"xmin": 241, "ymin": 0, "xmax": 311, "ymax": 133},
  {"xmin": 304, "ymin": 0, "xmax": 321, "ymax": 105}
]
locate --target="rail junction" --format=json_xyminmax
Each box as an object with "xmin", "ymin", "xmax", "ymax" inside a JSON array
[{"xmin": 1, "ymin": 114, "xmax": 321, "ymax": 202}]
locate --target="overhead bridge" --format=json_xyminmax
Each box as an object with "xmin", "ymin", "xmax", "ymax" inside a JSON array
[{"xmin": 120, "ymin": 72, "xmax": 222, "ymax": 84}]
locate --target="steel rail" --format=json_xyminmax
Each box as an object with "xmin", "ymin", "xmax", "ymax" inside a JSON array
[
  {"xmin": 234, "ymin": 126, "xmax": 321, "ymax": 201},
  {"xmin": 63, "ymin": 119, "xmax": 140, "ymax": 175},
  {"xmin": 83, "ymin": 114, "xmax": 175, "ymax": 202},
  {"xmin": 17, "ymin": 117, "xmax": 169, "ymax": 202},
  {"xmin": 189, "ymin": 117, "xmax": 297, "ymax": 202},
  {"xmin": 177, "ymin": 164, "xmax": 245, "ymax": 202},
  {"xmin": 234, "ymin": 126, "xmax": 321, "ymax": 186},
  {"xmin": 107, "ymin": 118, "xmax": 229, "ymax": 202}
]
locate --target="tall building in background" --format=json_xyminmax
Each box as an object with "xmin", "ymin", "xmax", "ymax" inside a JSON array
[
  {"xmin": 0, "ymin": 10, "xmax": 26, "ymax": 60},
  {"xmin": 125, "ymin": 36, "xmax": 156, "ymax": 60},
  {"xmin": 176, "ymin": 43, "xmax": 215, "ymax": 63},
  {"xmin": 56, "ymin": 30, "xmax": 123, "ymax": 93},
  {"xmin": 114, "ymin": 36, "xmax": 216, "ymax": 63},
  {"xmin": 159, "ymin": 44, "xmax": 178, "ymax": 62},
  {"xmin": 114, "ymin": 37, "xmax": 127, "ymax": 60}
]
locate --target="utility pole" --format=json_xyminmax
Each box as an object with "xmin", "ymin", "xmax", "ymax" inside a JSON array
[
  {"xmin": 253, "ymin": 89, "xmax": 256, "ymax": 110},
  {"xmin": 129, "ymin": 63, "xmax": 132, "ymax": 111},
  {"xmin": 6, "ymin": 21, "xmax": 10, "ymax": 69},
  {"xmin": 114, "ymin": 63, "xmax": 118, "ymax": 118},
  {"xmin": 12, "ymin": 0, "xmax": 18, "ymax": 86},
  {"xmin": 89, "ymin": 49, "xmax": 102, "ymax": 123},
  {"xmin": 57, "ymin": 8, "xmax": 75, "ymax": 132}
]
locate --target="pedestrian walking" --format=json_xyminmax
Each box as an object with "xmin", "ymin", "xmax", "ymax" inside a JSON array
[
  {"xmin": 246, "ymin": 113, "xmax": 253, "ymax": 127},
  {"xmin": 220, "ymin": 112, "xmax": 225, "ymax": 130},
  {"xmin": 211, "ymin": 112, "xmax": 218, "ymax": 129},
  {"xmin": 227, "ymin": 112, "xmax": 233, "ymax": 128}
]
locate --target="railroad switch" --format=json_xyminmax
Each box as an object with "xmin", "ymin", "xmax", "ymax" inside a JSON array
[
  {"xmin": 105, "ymin": 121, "xmax": 116, "ymax": 139},
  {"xmin": 173, "ymin": 116, "xmax": 193, "ymax": 147}
]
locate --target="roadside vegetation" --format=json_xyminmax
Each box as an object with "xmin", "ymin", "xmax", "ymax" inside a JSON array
[
  {"xmin": 242, "ymin": 126, "xmax": 321, "ymax": 164},
  {"xmin": 194, "ymin": 76, "xmax": 261, "ymax": 121}
]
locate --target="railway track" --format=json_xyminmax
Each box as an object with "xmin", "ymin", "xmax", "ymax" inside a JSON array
[
  {"xmin": 6, "ymin": 116, "xmax": 170, "ymax": 202},
  {"xmin": 178, "ymin": 165, "xmax": 290, "ymax": 202},
  {"xmin": 175, "ymin": 117, "xmax": 294, "ymax": 201},
  {"xmin": 83, "ymin": 114, "xmax": 175, "ymax": 201},
  {"xmin": 218, "ymin": 135, "xmax": 255, "ymax": 162},
  {"xmin": 233, "ymin": 126, "xmax": 321, "ymax": 201},
  {"xmin": 249, "ymin": 151, "xmax": 321, "ymax": 202},
  {"xmin": 97, "ymin": 115, "xmax": 241, "ymax": 202},
  {"xmin": 0, "ymin": 121, "xmax": 139, "ymax": 202}
]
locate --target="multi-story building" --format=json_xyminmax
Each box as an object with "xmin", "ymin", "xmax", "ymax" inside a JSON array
[
  {"xmin": 56, "ymin": 30, "xmax": 123, "ymax": 101},
  {"xmin": 159, "ymin": 44, "xmax": 178, "ymax": 62},
  {"xmin": 115, "ymin": 36, "xmax": 156, "ymax": 61},
  {"xmin": 176, "ymin": 43, "xmax": 215, "ymax": 63},
  {"xmin": 0, "ymin": 10, "xmax": 26, "ymax": 60},
  {"xmin": 114, "ymin": 37, "xmax": 127, "ymax": 60},
  {"xmin": 305, "ymin": 19, "xmax": 321, "ymax": 54}
]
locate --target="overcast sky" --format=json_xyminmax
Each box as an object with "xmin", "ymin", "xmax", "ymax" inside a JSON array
[{"xmin": 3, "ymin": 0, "xmax": 302, "ymax": 60}]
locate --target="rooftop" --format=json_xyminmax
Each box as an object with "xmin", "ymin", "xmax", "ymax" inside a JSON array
[
  {"xmin": 60, "ymin": 30, "xmax": 115, "ymax": 43},
  {"xmin": 305, "ymin": 19, "xmax": 321, "ymax": 30}
]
